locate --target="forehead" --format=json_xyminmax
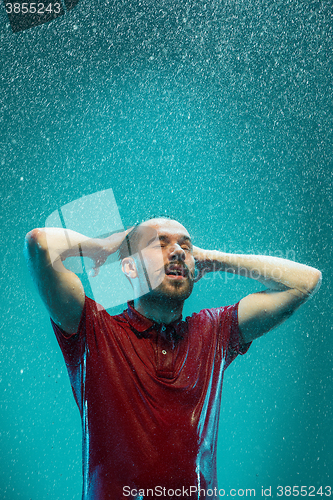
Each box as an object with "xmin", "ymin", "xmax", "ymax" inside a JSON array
[{"xmin": 141, "ymin": 219, "xmax": 190, "ymax": 238}]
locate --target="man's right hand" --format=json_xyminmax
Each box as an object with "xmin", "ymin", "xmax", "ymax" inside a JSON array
[{"xmin": 88, "ymin": 227, "xmax": 134, "ymax": 277}]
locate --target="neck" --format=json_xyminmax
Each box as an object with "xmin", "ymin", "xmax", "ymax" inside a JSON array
[{"xmin": 134, "ymin": 294, "xmax": 184, "ymax": 324}]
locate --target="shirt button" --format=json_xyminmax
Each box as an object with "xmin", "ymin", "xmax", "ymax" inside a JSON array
[
  {"xmin": 162, "ymin": 350, "xmax": 167, "ymax": 355},
  {"xmin": 161, "ymin": 325, "xmax": 166, "ymax": 332}
]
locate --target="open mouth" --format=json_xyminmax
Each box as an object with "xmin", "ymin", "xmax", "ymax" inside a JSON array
[{"xmin": 165, "ymin": 265, "xmax": 188, "ymax": 278}]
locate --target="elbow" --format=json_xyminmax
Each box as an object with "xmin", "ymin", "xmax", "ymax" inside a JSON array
[
  {"xmin": 312, "ymin": 269, "xmax": 322, "ymax": 294},
  {"xmin": 24, "ymin": 228, "xmax": 47, "ymax": 257},
  {"xmin": 305, "ymin": 269, "xmax": 322, "ymax": 296}
]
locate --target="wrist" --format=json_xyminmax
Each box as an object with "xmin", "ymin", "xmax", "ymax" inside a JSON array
[
  {"xmin": 194, "ymin": 248, "xmax": 225, "ymax": 273},
  {"xmin": 205, "ymin": 250, "xmax": 226, "ymax": 272}
]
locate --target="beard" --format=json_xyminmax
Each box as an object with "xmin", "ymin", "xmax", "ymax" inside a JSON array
[
  {"xmin": 134, "ymin": 256, "xmax": 195, "ymax": 307},
  {"xmin": 146, "ymin": 271, "xmax": 194, "ymax": 306}
]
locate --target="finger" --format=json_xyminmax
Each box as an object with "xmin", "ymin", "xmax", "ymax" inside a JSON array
[
  {"xmin": 89, "ymin": 267, "xmax": 100, "ymax": 278},
  {"xmin": 193, "ymin": 267, "xmax": 202, "ymax": 283}
]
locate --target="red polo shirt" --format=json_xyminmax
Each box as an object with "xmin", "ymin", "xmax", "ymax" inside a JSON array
[{"xmin": 51, "ymin": 297, "xmax": 251, "ymax": 500}]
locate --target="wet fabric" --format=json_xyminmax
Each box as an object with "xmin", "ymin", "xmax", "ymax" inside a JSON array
[{"xmin": 51, "ymin": 297, "xmax": 251, "ymax": 500}]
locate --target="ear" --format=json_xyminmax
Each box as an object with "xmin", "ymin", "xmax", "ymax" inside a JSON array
[{"xmin": 121, "ymin": 257, "xmax": 138, "ymax": 279}]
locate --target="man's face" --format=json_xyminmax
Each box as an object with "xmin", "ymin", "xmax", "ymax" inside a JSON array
[{"xmin": 134, "ymin": 219, "xmax": 195, "ymax": 303}]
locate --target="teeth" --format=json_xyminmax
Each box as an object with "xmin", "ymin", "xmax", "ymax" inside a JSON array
[{"xmin": 167, "ymin": 269, "xmax": 183, "ymax": 276}]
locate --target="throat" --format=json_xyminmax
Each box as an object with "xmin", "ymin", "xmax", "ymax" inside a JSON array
[{"xmin": 133, "ymin": 295, "xmax": 183, "ymax": 325}]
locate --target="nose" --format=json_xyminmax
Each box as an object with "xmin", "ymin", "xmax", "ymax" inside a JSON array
[{"xmin": 169, "ymin": 244, "xmax": 186, "ymax": 262}]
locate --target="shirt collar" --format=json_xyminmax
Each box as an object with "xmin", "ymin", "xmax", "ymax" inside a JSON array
[
  {"xmin": 125, "ymin": 301, "xmax": 185, "ymax": 340},
  {"xmin": 126, "ymin": 301, "xmax": 154, "ymax": 333}
]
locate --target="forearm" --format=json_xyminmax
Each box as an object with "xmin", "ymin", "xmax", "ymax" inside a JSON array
[
  {"xmin": 195, "ymin": 248, "xmax": 322, "ymax": 296},
  {"xmin": 25, "ymin": 228, "xmax": 102, "ymax": 266},
  {"xmin": 25, "ymin": 226, "xmax": 133, "ymax": 275}
]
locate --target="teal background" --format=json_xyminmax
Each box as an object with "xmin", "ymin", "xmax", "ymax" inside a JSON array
[{"xmin": 1, "ymin": 0, "xmax": 332, "ymax": 498}]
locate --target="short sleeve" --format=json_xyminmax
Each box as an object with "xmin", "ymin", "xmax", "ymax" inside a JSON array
[
  {"xmin": 221, "ymin": 302, "xmax": 252, "ymax": 369},
  {"xmin": 50, "ymin": 297, "xmax": 88, "ymax": 367}
]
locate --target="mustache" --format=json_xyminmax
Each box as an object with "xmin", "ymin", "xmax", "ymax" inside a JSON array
[{"xmin": 163, "ymin": 261, "xmax": 196, "ymax": 281}]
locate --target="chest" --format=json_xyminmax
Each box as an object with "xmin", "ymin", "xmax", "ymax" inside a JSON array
[{"xmin": 88, "ymin": 321, "xmax": 223, "ymax": 398}]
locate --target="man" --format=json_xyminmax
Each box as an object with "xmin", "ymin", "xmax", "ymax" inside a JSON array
[{"xmin": 24, "ymin": 217, "xmax": 321, "ymax": 500}]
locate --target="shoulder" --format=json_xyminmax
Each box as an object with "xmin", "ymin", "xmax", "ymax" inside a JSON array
[
  {"xmin": 186, "ymin": 304, "xmax": 241, "ymax": 347},
  {"xmin": 80, "ymin": 297, "xmax": 129, "ymax": 329},
  {"xmin": 186, "ymin": 303, "xmax": 239, "ymax": 325}
]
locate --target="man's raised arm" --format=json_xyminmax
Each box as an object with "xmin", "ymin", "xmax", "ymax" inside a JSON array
[
  {"xmin": 24, "ymin": 227, "xmax": 132, "ymax": 334},
  {"xmin": 193, "ymin": 247, "xmax": 322, "ymax": 344}
]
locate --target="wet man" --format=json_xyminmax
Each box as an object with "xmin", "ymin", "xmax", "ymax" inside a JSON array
[{"xmin": 24, "ymin": 218, "xmax": 321, "ymax": 499}]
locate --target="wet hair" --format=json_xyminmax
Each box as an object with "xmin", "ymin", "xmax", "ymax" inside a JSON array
[{"xmin": 117, "ymin": 215, "xmax": 182, "ymax": 261}]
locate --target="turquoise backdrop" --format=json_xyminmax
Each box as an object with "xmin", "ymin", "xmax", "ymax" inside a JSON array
[{"xmin": 1, "ymin": 0, "xmax": 332, "ymax": 498}]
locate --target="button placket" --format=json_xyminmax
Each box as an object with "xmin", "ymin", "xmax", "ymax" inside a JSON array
[
  {"xmin": 160, "ymin": 325, "xmax": 167, "ymax": 355},
  {"xmin": 160, "ymin": 325, "xmax": 167, "ymax": 354},
  {"xmin": 156, "ymin": 327, "xmax": 175, "ymax": 376}
]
